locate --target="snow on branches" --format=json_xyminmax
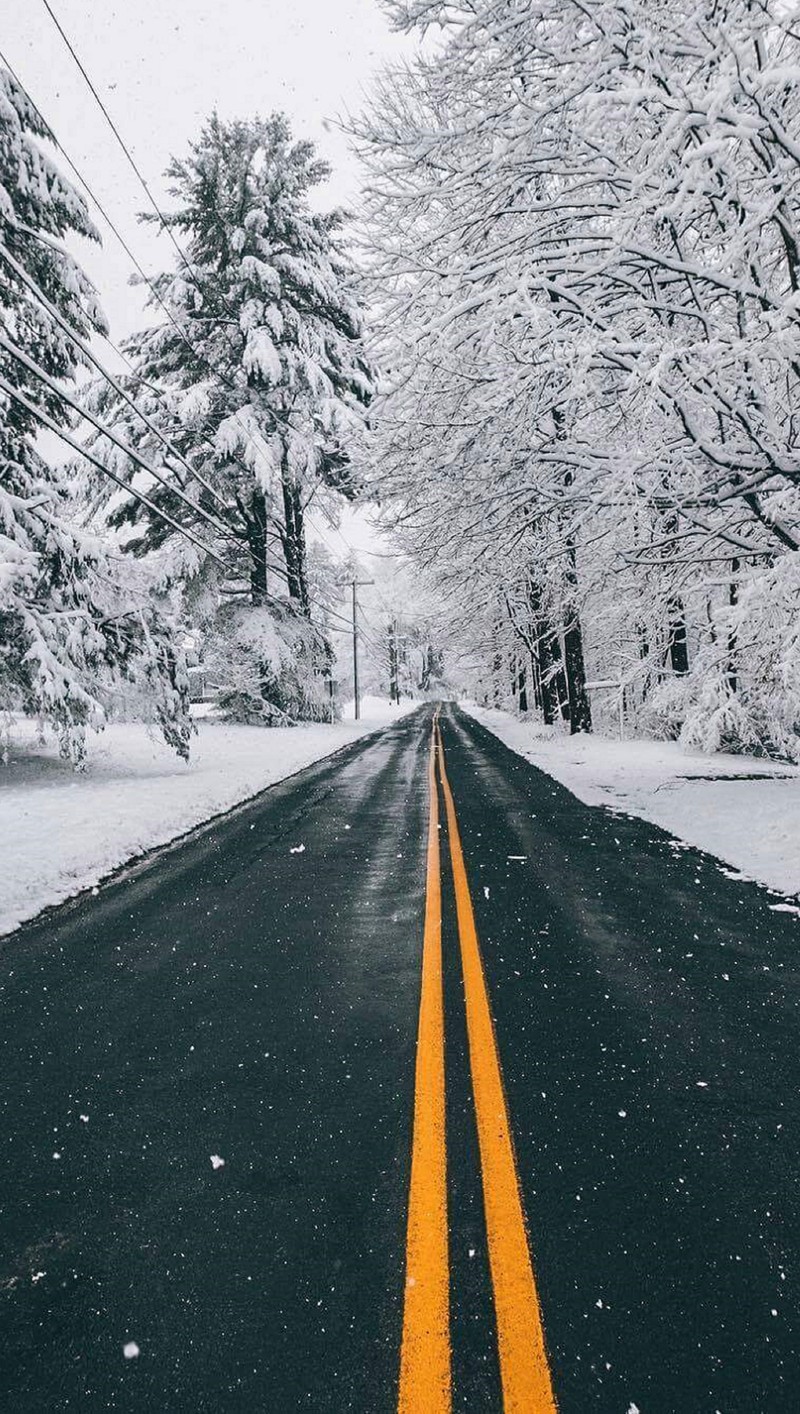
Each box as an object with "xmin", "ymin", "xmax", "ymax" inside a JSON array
[
  {"xmin": 359, "ymin": 0, "xmax": 800, "ymax": 755},
  {"xmin": 87, "ymin": 113, "xmax": 375, "ymax": 722},
  {"xmin": 0, "ymin": 66, "xmax": 191, "ymax": 763}
]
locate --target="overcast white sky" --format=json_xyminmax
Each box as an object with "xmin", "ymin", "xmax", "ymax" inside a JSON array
[{"xmin": 5, "ymin": 0, "xmax": 410, "ymax": 337}]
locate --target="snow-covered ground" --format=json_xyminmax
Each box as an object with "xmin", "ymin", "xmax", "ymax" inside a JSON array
[
  {"xmin": 465, "ymin": 705, "xmax": 800, "ymax": 900},
  {"xmin": 0, "ymin": 701, "xmax": 417, "ymax": 938},
  {"xmin": 341, "ymin": 693, "xmax": 417, "ymax": 721}
]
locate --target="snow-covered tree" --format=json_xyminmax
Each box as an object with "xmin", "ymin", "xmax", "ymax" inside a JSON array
[
  {"xmin": 92, "ymin": 113, "xmax": 374, "ymax": 722},
  {"xmin": 330, "ymin": 557, "xmax": 453, "ymax": 703},
  {"xmin": 0, "ymin": 67, "xmax": 191, "ymax": 762},
  {"xmin": 356, "ymin": 0, "xmax": 800, "ymax": 756}
]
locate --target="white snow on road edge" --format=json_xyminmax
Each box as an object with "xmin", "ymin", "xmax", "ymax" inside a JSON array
[
  {"xmin": 463, "ymin": 704, "xmax": 800, "ymax": 900},
  {"xmin": 0, "ymin": 700, "xmax": 418, "ymax": 938}
]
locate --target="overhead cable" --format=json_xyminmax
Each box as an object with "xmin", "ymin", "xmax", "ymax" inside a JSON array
[{"xmin": 0, "ymin": 373, "xmax": 227, "ymax": 568}]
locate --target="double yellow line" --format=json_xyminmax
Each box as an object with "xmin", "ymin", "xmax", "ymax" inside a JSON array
[{"xmin": 398, "ymin": 714, "xmax": 556, "ymax": 1413}]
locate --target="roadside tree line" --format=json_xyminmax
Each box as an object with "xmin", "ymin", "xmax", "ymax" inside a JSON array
[{"xmin": 356, "ymin": 0, "xmax": 800, "ymax": 756}]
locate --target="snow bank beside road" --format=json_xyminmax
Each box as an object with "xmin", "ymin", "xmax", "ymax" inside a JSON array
[
  {"xmin": 0, "ymin": 703, "xmax": 416, "ymax": 938},
  {"xmin": 341, "ymin": 694, "xmax": 420, "ymax": 720},
  {"xmin": 465, "ymin": 705, "xmax": 800, "ymax": 899}
]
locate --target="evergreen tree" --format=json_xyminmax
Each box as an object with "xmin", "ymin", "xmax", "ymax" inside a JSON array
[
  {"xmin": 94, "ymin": 113, "xmax": 374, "ymax": 722},
  {"xmin": 0, "ymin": 67, "xmax": 191, "ymax": 762}
]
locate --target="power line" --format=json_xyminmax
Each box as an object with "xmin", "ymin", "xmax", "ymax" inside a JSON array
[
  {"xmin": 0, "ymin": 49, "xmax": 199, "ymax": 371},
  {"xmin": 0, "ymin": 49, "xmax": 368, "ymax": 641},
  {"xmin": 322, "ymin": 602, "xmax": 385, "ymax": 655},
  {"xmin": 39, "ymin": 0, "xmax": 280, "ymax": 412},
  {"xmin": 310, "ymin": 515, "xmax": 349, "ymax": 563},
  {"xmin": 309, "ymin": 518, "xmax": 397, "ymax": 648},
  {"xmin": 39, "ymin": 0, "xmax": 191, "ymax": 277},
  {"xmin": 313, "ymin": 512, "xmax": 398, "ymax": 632},
  {"xmin": 0, "ymin": 46, "xmax": 339, "ymax": 613},
  {"xmin": 0, "ymin": 49, "xmax": 281, "ymax": 481},
  {"xmin": 312, "ymin": 508, "xmax": 443, "ymax": 635},
  {"xmin": 0, "ymin": 236, "xmax": 231, "ymax": 515},
  {"xmin": 0, "ymin": 374, "xmax": 227, "ymax": 569},
  {"xmin": 317, "ymin": 502, "xmax": 406, "ymax": 565},
  {"xmin": 311, "ymin": 513, "xmax": 406, "ymax": 644},
  {"xmin": 319, "ymin": 596, "xmax": 387, "ymax": 659},
  {"xmin": 0, "ymin": 331, "xmax": 244, "ymax": 550},
  {"xmin": 319, "ymin": 506, "xmax": 359, "ymax": 557},
  {"xmin": 315, "ymin": 507, "xmax": 418, "ymax": 625},
  {"xmin": 313, "ymin": 510, "xmax": 443, "ymax": 625},
  {"xmin": 359, "ymin": 606, "xmax": 388, "ymax": 642},
  {"xmin": 3, "ymin": 45, "xmax": 381, "ymax": 633},
  {"xmin": 17, "ymin": 213, "xmax": 269, "ymax": 505},
  {"xmin": 0, "ymin": 251, "xmax": 339, "ymax": 632},
  {"xmin": 34, "ymin": 4, "xmax": 306, "ymax": 464}
]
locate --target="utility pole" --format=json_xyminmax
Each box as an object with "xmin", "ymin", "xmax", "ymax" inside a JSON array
[{"xmin": 351, "ymin": 578, "xmax": 374, "ymax": 720}]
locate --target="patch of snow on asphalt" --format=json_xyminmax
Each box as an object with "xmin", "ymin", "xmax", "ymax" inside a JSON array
[
  {"xmin": 0, "ymin": 702, "xmax": 417, "ymax": 937},
  {"xmin": 465, "ymin": 704, "xmax": 800, "ymax": 899}
]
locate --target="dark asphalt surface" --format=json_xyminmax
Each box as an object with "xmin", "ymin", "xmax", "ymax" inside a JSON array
[{"xmin": 1, "ymin": 703, "xmax": 799, "ymax": 1411}]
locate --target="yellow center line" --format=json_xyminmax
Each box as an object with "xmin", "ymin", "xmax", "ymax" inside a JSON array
[
  {"xmin": 398, "ymin": 716, "xmax": 451, "ymax": 1412},
  {"xmin": 436, "ymin": 722, "xmax": 557, "ymax": 1414}
]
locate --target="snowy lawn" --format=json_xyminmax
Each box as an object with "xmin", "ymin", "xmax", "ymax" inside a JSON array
[
  {"xmin": 0, "ymin": 701, "xmax": 417, "ymax": 938},
  {"xmin": 465, "ymin": 704, "xmax": 800, "ymax": 900}
]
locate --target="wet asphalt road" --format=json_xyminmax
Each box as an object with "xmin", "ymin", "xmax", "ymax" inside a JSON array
[{"xmin": 1, "ymin": 703, "xmax": 799, "ymax": 1412}]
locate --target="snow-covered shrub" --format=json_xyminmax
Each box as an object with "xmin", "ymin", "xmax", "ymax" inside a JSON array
[{"xmin": 209, "ymin": 604, "xmax": 332, "ymax": 725}]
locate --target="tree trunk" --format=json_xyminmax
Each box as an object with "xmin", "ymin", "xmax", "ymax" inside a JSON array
[
  {"xmin": 667, "ymin": 596, "xmax": 689, "ymax": 675},
  {"xmin": 727, "ymin": 561, "xmax": 739, "ymax": 695},
  {"xmin": 491, "ymin": 643, "xmax": 503, "ymax": 706},
  {"xmin": 527, "ymin": 580, "xmax": 563, "ymax": 725},
  {"xmin": 530, "ymin": 646, "xmax": 543, "ymax": 714},
  {"xmin": 388, "ymin": 619, "xmax": 400, "ymax": 703},
  {"xmin": 535, "ymin": 622, "xmax": 563, "ymax": 725},
  {"xmin": 562, "ymin": 533, "xmax": 592, "ymax": 734},
  {"xmin": 518, "ymin": 659, "xmax": 528, "ymax": 713},
  {"xmin": 248, "ymin": 487, "xmax": 269, "ymax": 605},
  {"xmin": 638, "ymin": 622, "xmax": 651, "ymax": 700},
  {"xmin": 247, "ymin": 487, "xmax": 277, "ymax": 717},
  {"xmin": 557, "ymin": 647, "xmax": 572, "ymax": 722},
  {"xmin": 281, "ymin": 457, "xmax": 310, "ymax": 616},
  {"xmin": 563, "ymin": 609, "xmax": 592, "ymax": 733}
]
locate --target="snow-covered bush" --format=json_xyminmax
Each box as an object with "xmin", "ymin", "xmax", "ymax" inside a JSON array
[{"xmin": 208, "ymin": 603, "xmax": 333, "ymax": 724}]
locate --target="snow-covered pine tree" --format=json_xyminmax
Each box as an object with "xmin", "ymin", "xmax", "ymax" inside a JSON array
[
  {"xmin": 92, "ymin": 113, "xmax": 374, "ymax": 722},
  {"xmin": 0, "ymin": 66, "xmax": 191, "ymax": 763}
]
